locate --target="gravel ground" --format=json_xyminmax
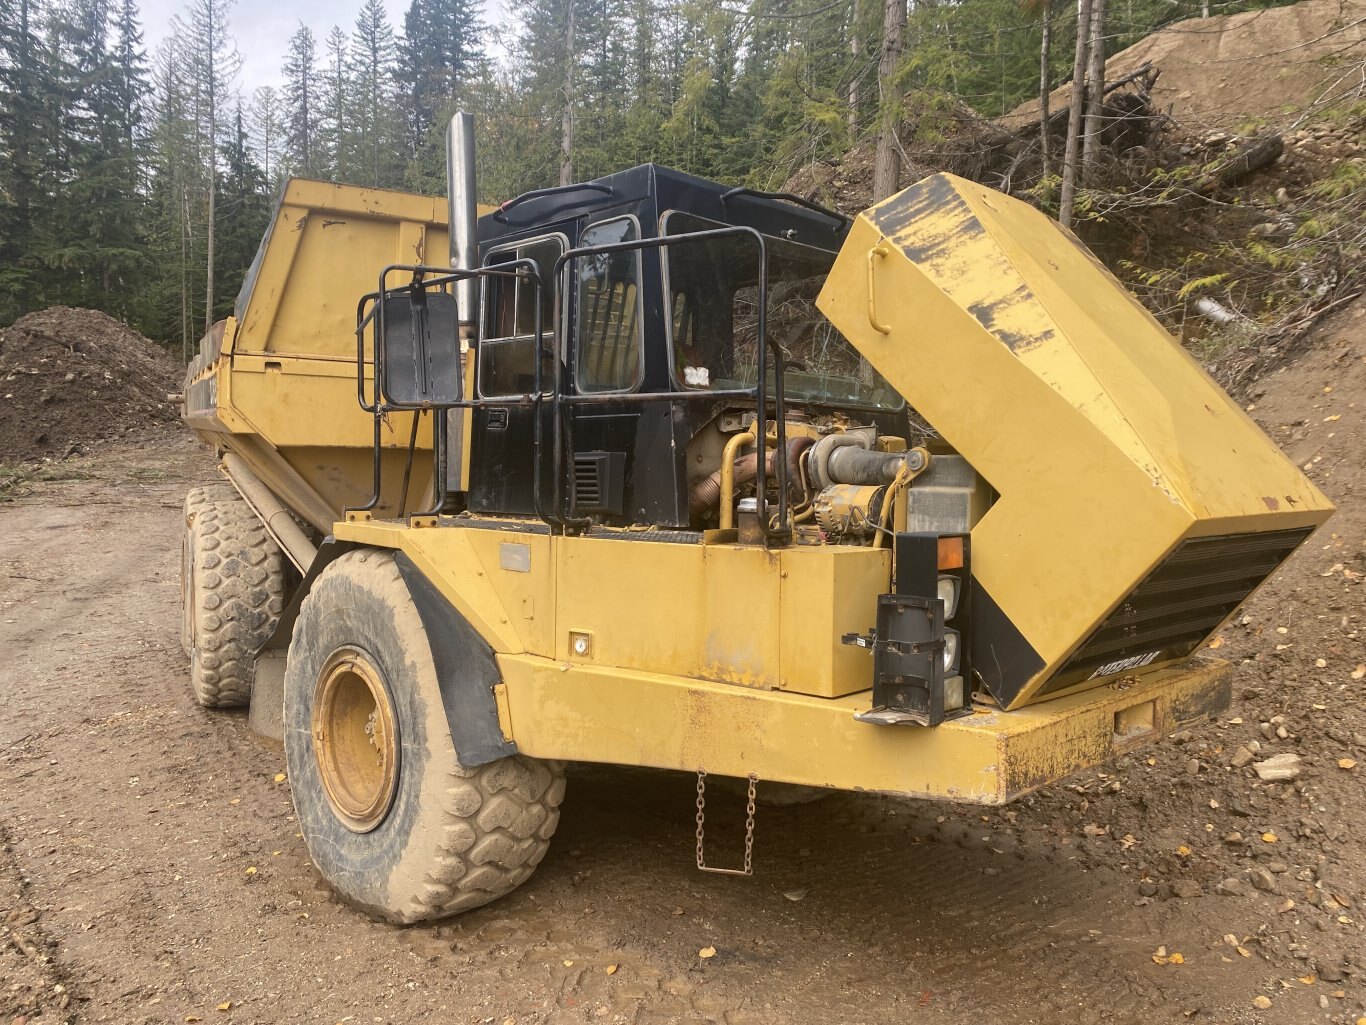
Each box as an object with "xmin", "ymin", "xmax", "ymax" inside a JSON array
[{"xmin": 0, "ymin": 301, "xmax": 1361, "ymax": 1025}]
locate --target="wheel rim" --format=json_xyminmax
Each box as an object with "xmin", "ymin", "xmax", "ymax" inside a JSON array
[{"xmin": 312, "ymin": 647, "xmax": 400, "ymax": 833}]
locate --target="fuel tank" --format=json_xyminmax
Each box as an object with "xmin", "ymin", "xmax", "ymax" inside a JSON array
[{"xmin": 818, "ymin": 173, "xmax": 1333, "ymax": 710}]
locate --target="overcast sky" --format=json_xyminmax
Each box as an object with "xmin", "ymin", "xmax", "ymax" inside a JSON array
[{"xmin": 139, "ymin": 0, "xmax": 512, "ymax": 96}]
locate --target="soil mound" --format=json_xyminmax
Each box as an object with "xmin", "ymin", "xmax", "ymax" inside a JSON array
[
  {"xmin": 1004, "ymin": 0, "xmax": 1366, "ymax": 132},
  {"xmin": 0, "ymin": 307, "xmax": 181, "ymax": 464},
  {"xmin": 971, "ymin": 299, "xmax": 1366, "ymax": 989}
]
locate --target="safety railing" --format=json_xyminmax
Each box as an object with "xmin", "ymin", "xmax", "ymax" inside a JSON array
[
  {"xmin": 349, "ymin": 261, "xmax": 542, "ymax": 519},
  {"xmin": 349, "ymin": 226, "xmax": 791, "ymax": 545}
]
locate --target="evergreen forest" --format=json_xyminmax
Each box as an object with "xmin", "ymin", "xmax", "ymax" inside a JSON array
[{"xmin": 0, "ymin": 0, "xmax": 1303, "ymax": 354}]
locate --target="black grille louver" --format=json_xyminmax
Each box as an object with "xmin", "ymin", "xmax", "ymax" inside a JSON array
[
  {"xmin": 574, "ymin": 459, "xmax": 602, "ymax": 507},
  {"xmin": 1041, "ymin": 526, "xmax": 1313, "ymax": 694},
  {"xmin": 571, "ymin": 450, "xmax": 626, "ymax": 517}
]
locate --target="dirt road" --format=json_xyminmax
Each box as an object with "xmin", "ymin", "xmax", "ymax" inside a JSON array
[{"xmin": 1, "ymin": 306, "xmax": 1363, "ymax": 1025}]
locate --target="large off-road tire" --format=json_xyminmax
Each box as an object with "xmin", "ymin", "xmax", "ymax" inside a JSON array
[
  {"xmin": 282, "ymin": 548, "xmax": 566, "ymax": 924},
  {"xmin": 181, "ymin": 484, "xmax": 288, "ymax": 707}
]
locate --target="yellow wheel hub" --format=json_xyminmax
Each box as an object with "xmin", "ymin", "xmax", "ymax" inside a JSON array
[{"xmin": 312, "ymin": 647, "xmax": 400, "ymax": 833}]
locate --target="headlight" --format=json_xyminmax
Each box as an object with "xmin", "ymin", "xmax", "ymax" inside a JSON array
[
  {"xmin": 937, "ymin": 575, "xmax": 960, "ymax": 618},
  {"xmin": 942, "ymin": 628, "xmax": 961, "ymax": 673}
]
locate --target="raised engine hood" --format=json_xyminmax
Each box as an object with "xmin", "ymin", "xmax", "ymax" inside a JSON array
[{"xmin": 818, "ymin": 173, "xmax": 1333, "ymax": 709}]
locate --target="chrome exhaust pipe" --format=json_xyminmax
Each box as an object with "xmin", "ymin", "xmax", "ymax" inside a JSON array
[
  {"xmin": 446, "ymin": 111, "xmax": 478, "ymax": 326},
  {"xmin": 444, "ymin": 111, "xmax": 478, "ymax": 494}
]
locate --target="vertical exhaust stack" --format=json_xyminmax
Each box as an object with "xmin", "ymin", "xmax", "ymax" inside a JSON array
[
  {"xmin": 447, "ymin": 111, "xmax": 478, "ymax": 328},
  {"xmin": 444, "ymin": 111, "xmax": 478, "ymax": 494}
]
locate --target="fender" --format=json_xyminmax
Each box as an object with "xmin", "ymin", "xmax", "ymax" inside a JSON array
[{"xmin": 249, "ymin": 540, "xmax": 517, "ymax": 767}]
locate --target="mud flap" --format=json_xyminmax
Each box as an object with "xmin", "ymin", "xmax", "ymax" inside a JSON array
[
  {"xmin": 247, "ymin": 649, "xmax": 288, "ymax": 741},
  {"xmin": 394, "ymin": 552, "xmax": 518, "ymax": 767}
]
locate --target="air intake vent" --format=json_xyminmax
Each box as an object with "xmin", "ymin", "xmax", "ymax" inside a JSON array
[
  {"xmin": 1042, "ymin": 525, "xmax": 1314, "ymax": 694},
  {"xmin": 572, "ymin": 451, "xmax": 625, "ymax": 517}
]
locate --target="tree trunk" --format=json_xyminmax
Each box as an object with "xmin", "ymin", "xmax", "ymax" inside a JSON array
[
  {"xmin": 1081, "ymin": 0, "xmax": 1107, "ymax": 172},
  {"xmin": 872, "ymin": 0, "xmax": 907, "ymax": 202},
  {"xmin": 849, "ymin": 31, "xmax": 860, "ymax": 136},
  {"xmin": 559, "ymin": 0, "xmax": 575, "ymax": 186},
  {"xmin": 204, "ymin": 10, "xmax": 217, "ymax": 335},
  {"xmin": 181, "ymin": 185, "xmax": 191, "ymax": 361},
  {"xmin": 1058, "ymin": 0, "xmax": 1091, "ymax": 228},
  {"xmin": 1039, "ymin": 0, "xmax": 1052, "ymax": 178}
]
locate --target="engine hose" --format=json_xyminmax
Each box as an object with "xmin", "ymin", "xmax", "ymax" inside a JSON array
[{"xmin": 688, "ymin": 436, "xmax": 814, "ymax": 520}]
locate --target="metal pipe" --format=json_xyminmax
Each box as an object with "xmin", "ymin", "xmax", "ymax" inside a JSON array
[
  {"xmin": 689, "ymin": 436, "xmax": 813, "ymax": 520},
  {"xmin": 826, "ymin": 446, "xmax": 911, "ymax": 487},
  {"xmin": 221, "ymin": 452, "xmax": 319, "ymax": 573},
  {"xmin": 718, "ymin": 429, "xmax": 756, "ymax": 531},
  {"xmin": 447, "ymin": 111, "xmax": 478, "ymax": 325}
]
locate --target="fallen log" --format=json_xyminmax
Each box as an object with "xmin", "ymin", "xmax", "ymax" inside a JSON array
[{"xmin": 1204, "ymin": 134, "xmax": 1284, "ymax": 191}]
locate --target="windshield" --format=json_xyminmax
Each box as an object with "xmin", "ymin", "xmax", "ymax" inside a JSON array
[{"xmin": 662, "ymin": 211, "xmax": 902, "ymax": 411}]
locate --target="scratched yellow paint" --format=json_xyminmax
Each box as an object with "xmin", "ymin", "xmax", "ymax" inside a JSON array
[
  {"xmin": 819, "ymin": 173, "xmax": 1333, "ymax": 708},
  {"xmin": 185, "ymin": 179, "xmax": 495, "ymax": 526}
]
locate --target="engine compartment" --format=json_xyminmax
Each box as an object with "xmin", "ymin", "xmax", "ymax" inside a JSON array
[{"xmin": 685, "ymin": 411, "xmax": 994, "ymax": 546}]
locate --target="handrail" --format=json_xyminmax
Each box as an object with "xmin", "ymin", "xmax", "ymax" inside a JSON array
[
  {"xmin": 550, "ymin": 224, "xmax": 789, "ymax": 543},
  {"xmin": 345, "ymin": 262, "xmax": 541, "ymax": 520},
  {"xmin": 348, "ymin": 226, "xmax": 797, "ymax": 545},
  {"xmin": 493, "ymin": 182, "xmax": 614, "ymax": 225},
  {"xmin": 719, "ymin": 186, "xmax": 849, "ymax": 232}
]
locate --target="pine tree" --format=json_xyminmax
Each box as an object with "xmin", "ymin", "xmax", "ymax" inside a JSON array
[
  {"xmin": 320, "ymin": 25, "xmax": 353, "ymax": 180},
  {"xmin": 248, "ymin": 85, "xmax": 284, "ymax": 187},
  {"xmin": 350, "ymin": 0, "xmax": 401, "ymax": 187},
  {"xmin": 0, "ymin": 0, "xmax": 51, "ymax": 322},
  {"xmin": 16, "ymin": 0, "xmax": 148, "ymax": 317},
  {"xmin": 873, "ymin": 0, "xmax": 907, "ymax": 200},
  {"xmin": 503, "ymin": 0, "xmax": 576, "ymax": 188},
  {"xmin": 398, "ymin": 0, "xmax": 482, "ymax": 158},
  {"xmin": 146, "ymin": 44, "xmax": 206, "ymax": 355},
  {"xmin": 180, "ymin": 0, "xmax": 241, "ymax": 332},
  {"xmin": 282, "ymin": 24, "xmax": 319, "ymax": 176},
  {"xmin": 213, "ymin": 104, "xmax": 269, "ymax": 318}
]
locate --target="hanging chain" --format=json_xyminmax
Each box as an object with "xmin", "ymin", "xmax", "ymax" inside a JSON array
[{"xmin": 695, "ymin": 768, "xmax": 757, "ymax": 877}]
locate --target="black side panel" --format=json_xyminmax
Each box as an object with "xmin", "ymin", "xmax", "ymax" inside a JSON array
[
  {"xmin": 395, "ymin": 552, "xmax": 518, "ymax": 768},
  {"xmin": 971, "ymin": 579, "xmax": 1045, "ymax": 707}
]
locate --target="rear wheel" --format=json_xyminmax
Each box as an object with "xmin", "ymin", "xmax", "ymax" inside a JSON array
[
  {"xmin": 283, "ymin": 549, "xmax": 565, "ymax": 923},
  {"xmin": 181, "ymin": 484, "xmax": 288, "ymax": 707}
]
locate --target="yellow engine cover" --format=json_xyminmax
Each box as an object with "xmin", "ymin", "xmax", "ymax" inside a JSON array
[{"xmin": 818, "ymin": 173, "xmax": 1332, "ymax": 709}]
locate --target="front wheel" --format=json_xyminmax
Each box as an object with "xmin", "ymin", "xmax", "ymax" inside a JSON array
[{"xmin": 283, "ymin": 549, "xmax": 565, "ymax": 923}]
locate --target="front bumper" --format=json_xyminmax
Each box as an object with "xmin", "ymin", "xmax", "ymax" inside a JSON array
[{"xmin": 497, "ymin": 655, "xmax": 1233, "ymax": 804}]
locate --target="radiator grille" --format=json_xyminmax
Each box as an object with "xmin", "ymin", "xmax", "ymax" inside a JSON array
[{"xmin": 1041, "ymin": 525, "xmax": 1313, "ymax": 694}]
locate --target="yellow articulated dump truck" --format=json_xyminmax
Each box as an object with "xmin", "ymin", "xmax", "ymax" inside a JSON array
[{"xmin": 181, "ymin": 114, "xmax": 1332, "ymax": 923}]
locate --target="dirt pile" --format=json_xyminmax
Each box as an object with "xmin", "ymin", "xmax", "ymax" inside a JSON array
[
  {"xmin": 976, "ymin": 298, "xmax": 1366, "ymax": 1010},
  {"xmin": 786, "ymin": 0, "xmax": 1365, "ymax": 391},
  {"xmin": 782, "ymin": 99, "xmax": 1043, "ymax": 215},
  {"xmin": 0, "ymin": 307, "xmax": 181, "ymax": 464},
  {"xmin": 1004, "ymin": 0, "xmax": 1366, "ymax": 133}
]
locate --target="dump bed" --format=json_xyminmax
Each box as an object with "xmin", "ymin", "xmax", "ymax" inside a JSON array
[{"xmin": 184, "ymin": 179, "xmax": 486, "ymax": 531}]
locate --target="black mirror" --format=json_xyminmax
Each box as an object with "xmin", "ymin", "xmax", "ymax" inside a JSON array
[{"xmin": 381, "ymin": 288, "xmax": 462, "ymax": 406}]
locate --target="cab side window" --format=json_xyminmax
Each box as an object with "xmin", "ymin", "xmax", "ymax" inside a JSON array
[
  {"xmin": 480, "ymin": 236, "xmax": 562, "ymax": 397},
  {"xmin": 574, "ymin": 217, "xmax": 642, "ymax": 393}
]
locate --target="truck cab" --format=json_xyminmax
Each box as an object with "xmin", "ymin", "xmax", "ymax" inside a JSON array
[{"xmin": 466, "ymin": 164, "xmax": 905, "ymax": 530}]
